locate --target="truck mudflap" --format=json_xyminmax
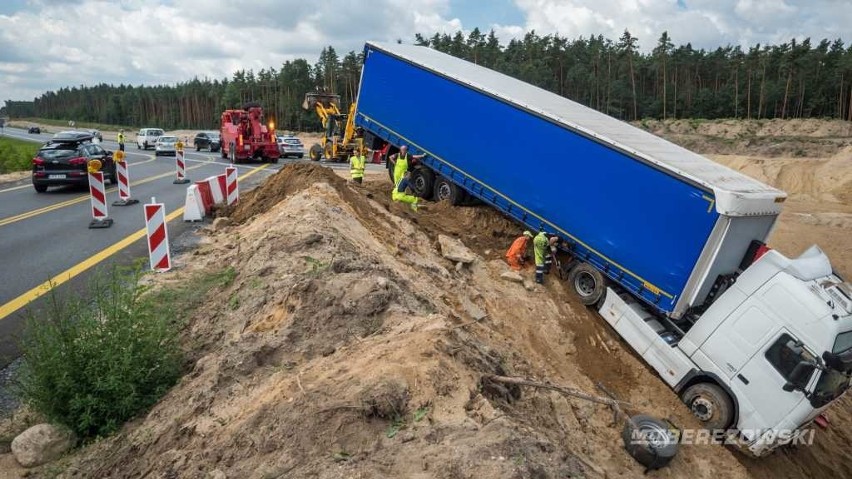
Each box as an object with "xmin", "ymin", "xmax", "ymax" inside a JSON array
[{"xmin": 598, "ymin": 288, "xmax": 693, "ymax": 387}]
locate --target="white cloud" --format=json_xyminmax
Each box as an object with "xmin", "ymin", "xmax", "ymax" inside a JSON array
[
  {"xmin": 505, "ymin": 0, "xmax": 851, "ymax": 51},
  {"xmin": 0, "ymin": 0, "xmax": 463, "ymax": 101}
]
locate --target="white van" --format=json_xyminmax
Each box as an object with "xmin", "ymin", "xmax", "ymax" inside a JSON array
[{"xmin": 136, "ymin": 128, "xmax": 164, "ymax": 150}]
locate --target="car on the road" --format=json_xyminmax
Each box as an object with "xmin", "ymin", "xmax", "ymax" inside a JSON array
[
  {"xmin": 32, "ymin": 134, "xmax": 116, "ymax": 193},
  {"xmin": 154, "ymin": 135, "xmax": 178, "ymax": 156},
  {"xmin": 28, "ymin": 126, "xmax": 41, "ymax": 134},
  {"xmin": 277, "ymin": 135, "xmax": 305, "ymax": 158},
  {"xmin": 193, "ymin": 131, "xmax": 221, "ymax": 152},
  {"xmin": 136, "ymin": 128, "xmax": 164, "ymax": 150}
]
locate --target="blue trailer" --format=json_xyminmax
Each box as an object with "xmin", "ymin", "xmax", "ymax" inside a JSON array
[
  {"xmin": 354, "ymin": 43, "xmax": 852, "ymax": 456},
  {"xmin": 356, "ymin": 41, "xmax": 783, "ymax": 322}
]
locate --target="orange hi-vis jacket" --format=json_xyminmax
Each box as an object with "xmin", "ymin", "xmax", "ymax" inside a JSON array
[{"xmin": 505, "ymin": 236, "xmax": 530, "ymax": 270}]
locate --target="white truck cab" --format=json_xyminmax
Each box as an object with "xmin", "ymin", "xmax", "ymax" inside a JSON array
[{"xmin": 599, "ymin": 245, "xmax": 852, "ymax": 456}]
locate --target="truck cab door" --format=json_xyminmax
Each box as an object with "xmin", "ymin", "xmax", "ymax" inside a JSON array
[{"xmin": 732, "ymin": 330, "xmax": 813, "ymax": 434}]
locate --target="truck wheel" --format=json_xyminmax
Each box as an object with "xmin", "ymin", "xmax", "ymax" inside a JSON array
[
  {"xmin": 568, "ymin": 263, "xmax": 607, "ymax": 305},
  {"xmin": 309, "ymin": 144, "xmax": 323, "ymax": 161},
  {"xmin": 34, "ymin": 184, "xmax": 48, "ymax": 193},
  {"xmin": 229, "ymin": 143, "xmax": 236, "ymax": 164},
  {"xmin": 622, "ymin": 415, "xmax": 679, "ymax": 470},
  {"xmin": 681, "ymin": 383, "xmax": 734, "ymax": 431},
  {"xmin": 221, "ymin": 146, "xmax": 227, "ymax": 159},
  {"xmin": 433, "ymin": 176, "xmax": 463, "ymax": 205},
  {"xmin": 411, "ymin": 168, "xmax": 435, "ymax": 199}
]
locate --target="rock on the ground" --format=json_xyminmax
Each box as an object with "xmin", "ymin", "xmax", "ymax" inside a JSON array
[
  {"xmin": 208, "ymin": 470, "xmax": 227, "ymax": 479},
  {"xmin": 459, "ymin": 297, "xmax": 487, "ymax": 321},
  {"xmin": 500, "ymin": 271, "xmax": 524, "ymax": 283},
  {"xmin": 437, "ymin": 235, "xmax": 476, "ymax": 264},
  {"xmin": 11, "ymin": 423, "xmax": 75, "ymax": 468}
]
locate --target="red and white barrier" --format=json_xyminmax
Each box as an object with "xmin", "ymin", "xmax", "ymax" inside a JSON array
[
  {"xmin": 173, "ymin": 149, "xmax": 190, "ymax": 184},
  {"xmin": 112, "ymin": 156, "xmax": 139, "ymax": 206},
  {"xmin": 88, "ymin": 170, "xmax": 113, "ymax": 228},
  {"xmin": 225, "ymin": 166, "xmax": 239, "ymax": 205},
  {"xmin": 144, "ymin": 198, "xmax": 171, "ymax": 272}
]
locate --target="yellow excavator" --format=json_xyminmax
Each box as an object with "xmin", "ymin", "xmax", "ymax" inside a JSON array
[{"xmin": 302, "ymin": 90, "xmax": 362, "ymax": 162}]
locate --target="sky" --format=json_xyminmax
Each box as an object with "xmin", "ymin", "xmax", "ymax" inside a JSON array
[{"xmin": 1, "ymin": 0, "xmax": 850, "ymax": 102}]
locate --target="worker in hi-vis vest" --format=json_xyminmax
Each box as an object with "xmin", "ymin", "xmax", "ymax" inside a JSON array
[
  {"xmin": 534, "ymin": 230, "xmax": 548, "ymax": 284},
  {"xmin": 350, "ymin": 148, "xmax": 366, "ymax": 184},
  {"xmin": 388, "ymin": 145, "xmax": 425, "ymax": 185}
]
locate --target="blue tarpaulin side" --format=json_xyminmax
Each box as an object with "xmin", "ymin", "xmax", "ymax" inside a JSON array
[{"xmin": 356, "ymin": 46, "xmax": 720, "ymax": 314}]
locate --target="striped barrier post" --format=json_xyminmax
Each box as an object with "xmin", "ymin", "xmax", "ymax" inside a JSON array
[
  {"xmin": 225, "ymin": 165, "xmax": 239, "ymax": 205},
  {"xmin": 173, "ymin": 141, "xmax": 190, "ymax": 184},
  {"xmin": 87, "ymin": 160, "xmax": 113, "ymax": 229},
  {"xmin": 112, "ymin": 151, "xmax": 139, "ymax": 206},
  {"xmin": 144, "ymin": 197, "xmax": 172, "ymax": 272}
]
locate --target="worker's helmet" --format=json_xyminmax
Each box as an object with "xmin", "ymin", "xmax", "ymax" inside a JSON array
[{"xmin": 523, "ymin": 231, "xmax": 533, "ymax": 238}]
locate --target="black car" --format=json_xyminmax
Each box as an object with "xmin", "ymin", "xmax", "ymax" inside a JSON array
[
  {"xmin": 28, "ymin": 126, "xmax": 41, "ymax": 134},
  {"xmin": 32, "ymin": 134, "xmax": 116, "ymax": 193},
  {"xmin": 193, "ymin": 131, "xmax": 221, "ymax": 152}
]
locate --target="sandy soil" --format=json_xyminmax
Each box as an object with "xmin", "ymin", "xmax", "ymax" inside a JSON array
[{"xmin": 1, "ymin": 118, "xmax": 850, "ymax": 478}]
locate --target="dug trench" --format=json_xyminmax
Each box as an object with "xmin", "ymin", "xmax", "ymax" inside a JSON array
[{"xmin": 41, "ymin": 162, "xmax": 849, "ymax": 478}]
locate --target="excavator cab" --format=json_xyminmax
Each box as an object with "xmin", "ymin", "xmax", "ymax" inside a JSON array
[
  {"xmin": 303, "ymin": 90, "xmax": 363, "ymax": 162},
  {"xmin": 302, "ymin": 92, "xmax": 341, "ymax": 111}
]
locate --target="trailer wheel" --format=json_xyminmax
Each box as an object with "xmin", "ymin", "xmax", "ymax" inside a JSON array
[
  {"xmin": 680, "ymin": 383, "xmax": 734, "ymax": 431},
  {"xmin": 309, "ymin": 144, "xmax": 323, "ymax": 161},
  {"xmin": 622, "ymin": 415, "xmax": 679, "ymax": 470},
  {"xmin": 434, "ymin": 176, "xmax": 463, "ymax": 206},
  {"xmin": 411, "ymin": 168, "xmax": 435, "ymax": 199},
  {"xmin": 568, "ymin": 263, "xmax": 607, "ymax": 306}
]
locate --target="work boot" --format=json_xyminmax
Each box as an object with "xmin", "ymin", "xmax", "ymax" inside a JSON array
[{"xmin": 410, "ymin": 201, "xmax": 419, "ymax": 212}]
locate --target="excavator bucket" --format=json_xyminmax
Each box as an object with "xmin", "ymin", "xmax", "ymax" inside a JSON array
[{"xmin": 302, "ymin": 92, "xmax": 341, "ymax": 111}]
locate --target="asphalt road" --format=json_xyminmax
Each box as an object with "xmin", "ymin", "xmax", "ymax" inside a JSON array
[{"xmin": 0, "ymin": 126, "xmax": 383, "ymax": 367}]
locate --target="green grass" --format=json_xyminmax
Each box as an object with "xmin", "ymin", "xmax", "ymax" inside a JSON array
[{"xmin": 0, "ymin": 136, "xmax": 39, "ymax": 173}]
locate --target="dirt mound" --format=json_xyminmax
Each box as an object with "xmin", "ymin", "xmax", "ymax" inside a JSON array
[
  {"xmin": 229, "ymin": 163, "xmax": 347, "ymax": 223},
  {"xmin": 50, "ymin": 170, "xmax": 758, "ymax": 478}
]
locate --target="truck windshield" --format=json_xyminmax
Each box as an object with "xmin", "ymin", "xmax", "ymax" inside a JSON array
[{"xmin": 812, "ymin": 369, "xmax": 851, "ymax": 408}]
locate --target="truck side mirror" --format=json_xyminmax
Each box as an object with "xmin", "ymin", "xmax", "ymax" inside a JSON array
[{"xmin": 783, "ymin": 361, "xmax": 814, "ymax": 392}]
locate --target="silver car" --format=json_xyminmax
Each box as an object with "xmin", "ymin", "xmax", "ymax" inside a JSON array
[
  {"xmin": 154, "ymin": 135, "xmax": 178, "ymax": 156},
  {"xmin": 277, "ymin": 135, "xmax": 305, "ymax": 158}
]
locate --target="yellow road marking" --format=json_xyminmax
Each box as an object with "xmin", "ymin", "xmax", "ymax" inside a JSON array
[
  {"xmin": 0, "ymin": 164, "xmax": 269, "ymax": 322},
  {"xmin": 0, "ymin": 159, "xmax": 203, "ymax": 228}
]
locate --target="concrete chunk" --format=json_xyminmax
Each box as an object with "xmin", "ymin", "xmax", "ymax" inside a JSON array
[
  {"xmin": 500, "ymin": 271, "xmax": 524, "ymax": 283},
  {"xmin": 438, "ymin": 235, "xmax": 476, "ymax": 264}
]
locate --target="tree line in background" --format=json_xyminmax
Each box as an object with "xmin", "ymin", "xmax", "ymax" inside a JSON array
[{"xmin": 4, "ymin": 28, "xmax": 852, "ymax": 130}]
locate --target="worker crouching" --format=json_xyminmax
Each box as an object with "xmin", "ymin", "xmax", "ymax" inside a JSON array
[
  {"xmin": 506, "ymin": 230, "xmax": 533, "ymax": 271},
  {"xmin": 392, "ymin": 170, "xmax": 420, "ymax": 211}
]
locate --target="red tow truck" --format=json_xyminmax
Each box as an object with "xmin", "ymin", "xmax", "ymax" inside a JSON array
[{"xmin": 220, "ymin": 103, "xmax": 280, "ymax": 163}]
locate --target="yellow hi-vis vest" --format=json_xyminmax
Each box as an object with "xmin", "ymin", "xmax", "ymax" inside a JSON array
[
  {"xmin": 350, "ymin": 154, "xmax": 366, "ymax": 179},
  {"xmin": 117, "ymin": 132, "xmax": 125, "ymax": 143},
  {"xmin": 393, "ymin": 153, "xmax": 408, "ymax": 185}
]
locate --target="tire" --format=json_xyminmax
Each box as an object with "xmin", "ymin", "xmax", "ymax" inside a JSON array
[
  {"xmin": 411, "ymin": 168, "xmax": 435, "ymax": 199},
  {"xmin": 680, "ymin": 383, "xmax": 734, "ymax": 431},
  {"xmin": 568, "ymin": 263, "xmax": 607, "ymax": 306},
  {"xmin": 229, "ymin": 143, "xmax": 236, "ymax": 164},
  {"xmin": 309, "ymin": 144, "xmax": 323, "ymax": 162},
  {"xmin": 144, "ymin": 142, "xmax": 148, "ymax": 150},
  {"xmin": 33, "ymin": 184, "xmax": 47, "ymax": 193},
  {"xmin": 136, "ymin": 143, "xmax": 140, "ymax": 150},
  {"xmin": 298, "ymin": 154, "xmax": 304, "ymax": 159},
  {"xmin": 622, "ymin": 415, "xmax": 679, "ymax": 470},
  {"xmin": 196, "ymin": 144, "xmax": 201, "ymax": 151},
  {"xmin": 433, "ymin": 176, "xmax": 463, "ymax": 205},
  {"xmin": 221, "ymin": 146, "xmax": 227, "ymax": 159},
  {"xmin": 271, "ymin": 157, "xmax": 279, "ymax": 164}
]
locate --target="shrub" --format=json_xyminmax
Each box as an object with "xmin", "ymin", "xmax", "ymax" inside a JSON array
[
  {"xmin": 0, "ymin": 137, "xmax": 39, "ymax": 173},
  {"xmin": 17, "ymin": 266, "xmax": 182, "ymax": 439}
]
